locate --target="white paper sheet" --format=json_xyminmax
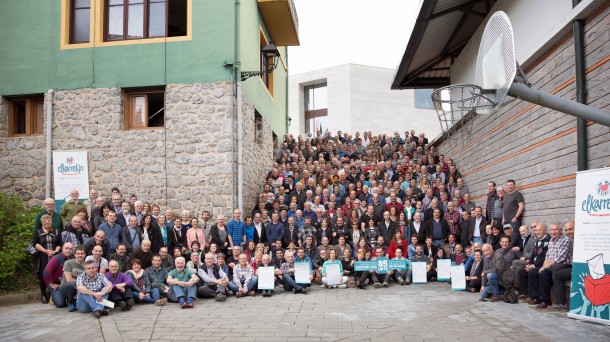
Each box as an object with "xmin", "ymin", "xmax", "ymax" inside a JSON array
[
  {"xmin": 325, "ymin": 263, "xmax": 342, "ymax": 285},
  {"xmin": 95, "ymin": 298, "xmax": 115, "ymax": 308},
  {"xmin": 257, "ymin": 267, "xmax": 276, "ymax": 290},
  {"xmin": 437, "ymin": 259, "xmax": 452, "ymax": 280},
  {"xmin": 451, "ymin": 265, "xmax": 466, "ymax": 290},
  {"xmin": 294, "ymin": 262, "xmax": 311, "ymax": 284},
  {"xmin": 412, "ymin": 262, "xmax": 427, "ymax": 284}
]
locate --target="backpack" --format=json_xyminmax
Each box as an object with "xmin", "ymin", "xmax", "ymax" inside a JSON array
[{"xmin": 502, "ymin": 287, "xmax": 519, "ymax": 304}]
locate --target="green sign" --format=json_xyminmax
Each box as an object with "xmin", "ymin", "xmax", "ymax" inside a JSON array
[{"xmin": 354, "ymin": 259, "xmax": 409, "ymax": 274}]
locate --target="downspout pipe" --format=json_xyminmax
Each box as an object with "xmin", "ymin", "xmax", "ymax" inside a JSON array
[
  {"xmin": 235, "ymin": 0, "xmax": 243, "ymax": 214},
  {"xmin": 573, "ymin": 0, "xmax": 587, "ymax": 171},
  {"xmin": 45, "ymin": 89, "xmax": 54, "ymax": 199},
  {"xmin": 231, "ymin": 0, "xmax": 241, "ymax": 210}
]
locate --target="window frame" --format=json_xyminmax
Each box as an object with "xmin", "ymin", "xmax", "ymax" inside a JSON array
[
  {"xmin": 70, "ymin": 0, "xmax": 92, "ymax": 44},
  {"xmin": 123, "ymin": 88, "xmax": 166, "ymax": 130},
  {"xmin": 104, "ymin": 0, "xmax": 171, "ymax": 41},
  {"xmin": 7, "ymin": 96, "xmax": 45, "ymax": 137}
]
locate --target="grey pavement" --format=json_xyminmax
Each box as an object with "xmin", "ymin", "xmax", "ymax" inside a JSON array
[{"xmin": 1, "ymin": 282, "xmax": 608, "ymax": 342}]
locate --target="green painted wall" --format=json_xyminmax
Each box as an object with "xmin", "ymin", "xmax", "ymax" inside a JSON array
[{"xmin": 0, "ymin": 0, "xmax": 289, "ymax": 135}]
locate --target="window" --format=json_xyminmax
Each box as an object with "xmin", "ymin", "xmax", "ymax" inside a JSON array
[
  {"xmin": 304, "ymin": 83, "xmax": 328, "ymax": 135},
  {"xmin": 7, "ymin": 97, "xmax": 44, "ymax": 136},
  {"xmin": 124, "ymin": 89, "xmax": 165, "ymax": 129},
  {"xmin": 106, "ymin": 0, "xmax": 187, "ymax": 41},
  {"xmin": 71, "ymin": 0, "xmax": 91, "ymax": 43},
  {"xmin": 254, "ymin": 112, "xmax": 264, "ymax": 145},
  {"xmin": 260, "ymin": 31, "xmax": 274, "ymax": 94},
  {"xmin": 414, "ymin": 88, "xmax": 435, "ymax": 109}
]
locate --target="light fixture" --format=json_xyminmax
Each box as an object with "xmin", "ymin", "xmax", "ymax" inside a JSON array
[
  {"xmin": 241, "ymin": 42, "xmax": 281, "ymax": 81},
  {"xmin": 288, "ymin": 116, "xmax": 293, "ymax": 126}
]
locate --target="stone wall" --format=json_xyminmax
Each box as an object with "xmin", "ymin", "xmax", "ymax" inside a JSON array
[
  {"xmin": 241, "ymin": 94, "xmax": 274, "ymax": 214},
  {"xmin": 434, "ymin": 6, "xmax": 610, "ymax": 224},
  {"xmin": 0, "ymin": 81, "xmax": 275, "ymax": 218}
]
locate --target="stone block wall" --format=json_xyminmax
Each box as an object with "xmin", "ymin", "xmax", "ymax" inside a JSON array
[
  {"xmin": 0, "ymin": 81, "xmax": 275, "ymax": 219},
  {"xmin": 434, "ymin": 6, "xmax": 610, "ymax": 224}
]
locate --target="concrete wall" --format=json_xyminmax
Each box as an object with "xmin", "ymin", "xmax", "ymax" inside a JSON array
[
  {"xmin": 288, "ymin": 64, "xmax": 441, "ymax": 137},
  {"xmin": 0, "ymin": 82, "xmax": 274, "ymax": 218},
  {"xmin": 436, "ymin": 4, "xmax": 610, "ymax": 224}
]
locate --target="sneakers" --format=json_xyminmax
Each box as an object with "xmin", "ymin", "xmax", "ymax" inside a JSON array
[
  {"xmin": 120, "ymin": 301, "xmax": 127, "ymax": 311},
  {"xmin": 154, "ymin": 298, "xmax": 167, "ymax": 306},
  {"xmin": 373, "ymin": 283, "xmax": 382, "ymax": 288},
  {"xmin": 382, "ymin": 282, "xmax": 389, "ymax": 287},
  {"xmin": 215, "ymin": 293, "xmax": 227, "ymax": 302},
  {"xmin": 301, "ymin": 287, "xmax": 308, "ymax": 294},
  {"xmin": 338, "ymin": 284, "xmax": 347, "ymax": 289},
  {"xmin": 93, "ymin": 310, "xmax": 102, "ymax": 318},
  {"xmin": 398, "ymin": 278, "xmax": 405, "ymax": 285},
  {"xmin": 248, "ymin": 291, "xmax": 255, "ymax": 297},
  {"xmin": 67, "ymin": 303, "xmax": 77, "ymax": 312},
  {"xmin": 126, "ymin": 298, "xmax": 134, "ymax": 311},
  {"xmin": 235, "ymin": 292, "xmax": 243, "ymax": 298}
]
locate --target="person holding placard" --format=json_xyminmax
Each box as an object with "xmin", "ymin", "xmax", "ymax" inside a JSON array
[
  {"xmin": 371, "ymin": 246, "xmax": 391, "ymax": 287},
  {"xmin": 409, "ymin": 245, "xmax": 435, "ymax": 282},
  {"xmin": 278, "ymin": 251, "xmax": 308, "ymax": 294},
  {"xmin": 465, "ymin": 249, "xmax": 484, "ymax": 292},
  {"xmin": 389, "ymin": 248, "xmax": 410, "ymax": 285},
  {"xmin": 256, "ymin": 254, "xmax": 277, "ymax": 297},
  {"xmin": 322, "ymin": 249, "xmax": 348, "ymax": 288},
  {"xmin": 353, "ymin": 249, "xmax": 371, "ymax": 289}
]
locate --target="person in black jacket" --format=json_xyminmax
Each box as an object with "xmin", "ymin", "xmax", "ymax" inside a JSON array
[
  {"xmin": 517, "ymin": 223, "xmax": 551, "ymax": 298},
  {"xmin": 423, "ymin": 209, "xmax": 449, "ymax": 249},
  {"xmin": 465, "ymin": 249, "xmax": 484, "ymax": 292}
]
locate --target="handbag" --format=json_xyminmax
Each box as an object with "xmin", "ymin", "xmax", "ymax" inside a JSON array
[
  {"xmin": 25, "ymin": 240, "xmax": 38, "ymax": 256},
  {"xmin": 25, "ymin": 230, "xmax": 39, "ymax": 256}
]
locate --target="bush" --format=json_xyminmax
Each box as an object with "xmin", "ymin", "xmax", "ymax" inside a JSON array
[{"xmin": 0, "ymin": 193, "xmax": 41, "ymax": 292}]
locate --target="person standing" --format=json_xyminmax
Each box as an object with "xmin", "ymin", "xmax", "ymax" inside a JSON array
[
  {"xmin": 33, "ymin": 214, "xmax": 62, "ymax": 304},
  {"xmin": 502, "ymin": 180, "xmax": 525, "ymax": 246}
]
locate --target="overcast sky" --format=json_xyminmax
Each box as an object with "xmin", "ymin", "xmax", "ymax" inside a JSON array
[{"xmin": 288, "ymin": 0, "xmax": 423, "ymax": 75}]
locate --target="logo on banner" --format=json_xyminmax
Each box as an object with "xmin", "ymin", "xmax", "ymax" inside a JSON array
[
  {"xmin": 57, "ymin": 156, "xmax": 85, "ymax": 176},
  {"xmin": 580, "ymin": 180, "xmax": 610, "ymax": 216},
  {"xmin": 597, "ymin": 180, "xmax": 610, "ymax": 196}
]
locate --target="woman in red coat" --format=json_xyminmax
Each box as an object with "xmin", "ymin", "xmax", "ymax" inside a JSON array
[{"xmin": 386, "ymin": 230, "xmax": 408, "ymax": 259}]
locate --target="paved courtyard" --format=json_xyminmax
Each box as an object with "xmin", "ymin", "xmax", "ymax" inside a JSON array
[{"xmin": 1, "ymin": 282, "xmax": 608, "ymax": 342}]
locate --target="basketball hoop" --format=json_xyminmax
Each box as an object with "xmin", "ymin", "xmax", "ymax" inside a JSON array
[{"xmin": 431, "ymin": 84, "xmax": 495, "ymax": 143}]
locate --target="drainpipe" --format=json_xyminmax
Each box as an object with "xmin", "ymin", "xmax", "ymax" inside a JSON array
[
  {"xmin": 285, "ymin": 47, "xmax": 290, "ymax": 134},
  {"xmin": 45, "ymin": 89, "xmax": 54, "ymax": 199},
  {"xmin": 234, "ymin": 0, "xmax": 243, "ymax": 214},
  {"xmin": 573, "ymin": 0, "xmax": 587, "ymax": 171}
]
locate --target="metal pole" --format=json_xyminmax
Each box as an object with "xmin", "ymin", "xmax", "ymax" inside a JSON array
[
  {"xmin": 573, "ymin": 0, "xmax": 588, "ymax": 171},
  {"xmin": 507, "ymin": 83, "xmax": 610, "ymax": 127},
  {"xmin": 45, "ymin": 89, "xmax": 54, "ymax": 199}
]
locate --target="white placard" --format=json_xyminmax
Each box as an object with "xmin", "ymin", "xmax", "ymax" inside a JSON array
[
  {"xmin": 294, "ymin": 262, "xmax": 311, "ymax": 284},
  {"xmin": 257, "ymin": 267, "xmax": 276, "ymax": 290},
  {"xmin": 451, "ymin": 265, "xmax": 466, "ymax": 290},
  {"xmin": 437, "ymin": 259, "xmax": 451, "ymax": 281},
  {"xmin": 325, "ymin": 263, "xmax": 342, "ymax": 285},
  {"xmin": 412, "ymin": 262, "xmax": 427, "ymax": 284},
  {"xmin": 52, "ymin": 150, "xmax": 89, "ymax": 202},
  {"xmin": 96, "ymin": 298, "xmax": 115, "ymax": 308}
]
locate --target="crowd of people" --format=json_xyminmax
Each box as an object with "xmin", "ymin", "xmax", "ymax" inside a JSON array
[{"xmin": 31, "ymin": 129, "xmax": 575, "ymax": 318}]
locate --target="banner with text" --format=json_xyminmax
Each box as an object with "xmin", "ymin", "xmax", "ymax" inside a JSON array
[
  {"xmin": 569, "ymin": 167, "xmax": 610, "ymax": 324},
  {"xmin": 52, "ymin": 151, "xmax": 89, "ymax": 206}
]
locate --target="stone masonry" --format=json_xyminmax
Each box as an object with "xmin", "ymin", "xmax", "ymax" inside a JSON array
[{"xmin": 0, "ymin": 82, "xmax": 274, "ymax": 218}]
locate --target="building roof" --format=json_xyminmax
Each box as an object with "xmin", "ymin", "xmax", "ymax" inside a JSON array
[{"xmin": 391, "ymin": 0, "xmax": 497, "ymax": 89}]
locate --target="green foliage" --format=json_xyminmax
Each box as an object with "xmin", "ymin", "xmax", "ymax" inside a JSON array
[{"xmin": 0, "ymin": 193, "xmax": 41, "ymax": 292}]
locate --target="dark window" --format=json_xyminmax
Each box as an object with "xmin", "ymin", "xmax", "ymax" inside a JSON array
[
  {"xmin": 106, "ymin": 0, "xmax": 187, "ymax": 41},
  {"xmin": 255, "ymin": 112, "xmax": 264, "ymax": 145},
  {"xmin": 124, "ymin": 88, "xmax": 165, "ymax": 129},
  {"xmin": 7, "ymin": 97, "xmax": 44, "ymax": 136},
  {"xmin": 71, "ymin": 0, "xmax": 91, "ymax": 43},
  {"xmin": 414, "ymin": 89, "xmax": 435, "ymax": 109}
]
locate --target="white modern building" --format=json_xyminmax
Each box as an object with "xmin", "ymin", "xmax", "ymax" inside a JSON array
[{"xmin": 288, "ymin": 64, "xmax": 442, "ymax": 137}]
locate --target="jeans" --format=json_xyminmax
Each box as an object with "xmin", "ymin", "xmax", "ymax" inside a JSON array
[
  {"xmin": 197, "ymin": 283, "xmax": 227, "ymax": 298},
  {"xmin": 170, "ymin": 284, "xmax": 197, "ymax": 300},
  {"xmin": 133, "ymin": 288, "xmax": 160, "ymax": 303},
  {"xmin": 60, "ymin": 282, "xmax": 77, "ymax": 304},
  {"xmin": 280, "ymin": 274, "xmax": 304, "ymax": 291},
  {"xmin": 48, "ymin": 285, "xmax": 66, "ymax": 308},
  {"xmin": 76, "ymin": 293, "xmax": 108, "ymax": 313},
  {"xmin": 432, "ymin": 239, "xmax": 444, "ymax": 249},
  {"xmin": 228, "ymin": 277, "xmax": 258, "ymax": 293},
  {"xmin": 481, "ymin": 273, "xmax": 503, "ymax": 298},
  {"xmin": 472, "ymin": 237, "xmax": 483, "ymax": 245}
]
